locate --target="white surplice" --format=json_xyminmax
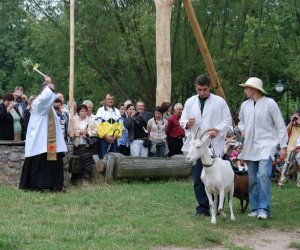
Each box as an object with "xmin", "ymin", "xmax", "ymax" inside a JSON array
[
  {"xmin": 238, "ymin": 96, "xmax": 288, "ymax": 161},
  {"xmin": 180, "ymin": 93, "xmax": 232, "ymax": 156},
  {"xmin": 25, "ymin": 87, "xmax": 67, "ymax": 157}
]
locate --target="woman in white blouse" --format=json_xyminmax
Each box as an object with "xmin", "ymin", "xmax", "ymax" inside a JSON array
[
  {"xmin": 147, "ymin": 106, "xmax": 168, "ymax": 157},
  {"xmin": 69, "ymin": 104, "xmax": 97, "ymax": 184}
]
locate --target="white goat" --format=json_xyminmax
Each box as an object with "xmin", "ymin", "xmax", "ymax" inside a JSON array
[{"xmin": 186, "ymin": 128, "xmax": 235, "ymax": 225}]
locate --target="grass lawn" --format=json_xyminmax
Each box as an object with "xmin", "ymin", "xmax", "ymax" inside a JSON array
[{"xmin": 0, "ymin": 179, "xmax": 299, "ymax": 250}]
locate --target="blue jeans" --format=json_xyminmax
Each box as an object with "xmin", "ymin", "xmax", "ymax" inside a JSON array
[
  {"xmin": 98, "ymin": 138, "xmax": 118, "ymax": 159},
  {"xmin": 192, "ymin": 160, "xmax": 209, "ymax": 214},
  {"xmin": 247, "ymin": 157, "xmax": 272, "ymax": 216},
  {"xmin": 150, "ymin": 144, "xmax": 165, "ymax": 157}
]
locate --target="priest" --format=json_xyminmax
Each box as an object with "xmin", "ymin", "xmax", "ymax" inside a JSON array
[{"xmin": 19, "ymin": 76, "xmax": 67, "ymax": 191}]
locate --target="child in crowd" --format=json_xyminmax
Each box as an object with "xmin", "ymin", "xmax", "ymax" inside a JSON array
[
  {"xmin": 272, "ymin": 152, "xmax": 285, "ymax": 182},
  {"xmin": 232, "ymin": 144, "xmax": 248, "ymax": 171}
]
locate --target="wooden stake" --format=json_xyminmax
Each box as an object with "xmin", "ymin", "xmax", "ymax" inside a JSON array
[
  {"xmin": 183, "ymin": 0, "xmax": 226, "ymax": 100},
  {"xmin": 69, "ymin": 0, "xmax": 75, "ymax": 137},
  {"xmin": 155, "ymin": 0, "xmax": 174, "ymax": 106}
]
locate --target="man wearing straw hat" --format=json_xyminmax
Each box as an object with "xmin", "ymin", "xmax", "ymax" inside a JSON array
[{"xmin": 238, "ymin": 77, "xmax": 288, "ymax": 219}]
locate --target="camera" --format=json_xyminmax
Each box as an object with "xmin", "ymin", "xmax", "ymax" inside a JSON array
[{"xmin": 292, "ymin": 115, "xmax": 299, "ymax": 126}]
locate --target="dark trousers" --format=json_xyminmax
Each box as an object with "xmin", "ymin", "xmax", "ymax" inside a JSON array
[
  {"xmin": 192, "ymin": 159, "xmax": 209, "ymax": 214},
  {"xmin": 167, "ymin": 137, "xmax": 183, "ymax": 157},
  {"xmin": 98, "ymin": 138, "xmax": 118, "ymax": 159},
  {"xmin": 118, "ymin": 144, "xmax": 130, "ymax": 156}
]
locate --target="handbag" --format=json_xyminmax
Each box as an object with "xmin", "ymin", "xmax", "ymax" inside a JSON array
[
  {"xmin": 68, "ymin": 155, "xmax": 80, "ymax": 173},
  {"xmin": 143, "ymin": 138, "xmax": 151, "ymax": 148},
  {"xmin": 86, "ymin": 136, "xmax": 98, "ymax": 146}
]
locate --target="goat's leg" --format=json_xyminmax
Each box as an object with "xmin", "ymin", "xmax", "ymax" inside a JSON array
[
  {"xmin": 229, "ymin": 185, "xmax": 236, "ymax": 221},
  {"xmin": 218, "ymin": 190, "xmax": 226, "ymax": 220},
  {"xmin": 213, "ymin": 194, "xmax": 218, "ymax": 215},
  {"xmin": 206, "ymin": 191, "xmax": 216, "ymax": 224}
]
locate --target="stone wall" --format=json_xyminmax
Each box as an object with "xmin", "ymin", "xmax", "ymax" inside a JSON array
[
  {"xmin": 0, "ymin": 141, "xmax": 71, "ymax": 187},
  {"xmin": 0, "ymin": 141, "xmax": 25, "ymax": 186}
]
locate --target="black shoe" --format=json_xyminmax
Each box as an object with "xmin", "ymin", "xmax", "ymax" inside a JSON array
[{"xmin": 195, "ymin": 211, "xmax": 210, "ymax": 217}]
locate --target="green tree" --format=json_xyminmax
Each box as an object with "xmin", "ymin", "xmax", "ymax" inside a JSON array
[{"xmin": 1, "ymin": 0, "xmax": 299, "ymax": 118}]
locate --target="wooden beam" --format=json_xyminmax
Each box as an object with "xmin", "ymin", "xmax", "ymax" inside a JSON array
[
  {"xmin": 155, "ymin": 0, "xmax": 174, "ymax": 106},
  {"xmin": 69, "ymin": 0, "xmax": 75, "ymax": 137}
]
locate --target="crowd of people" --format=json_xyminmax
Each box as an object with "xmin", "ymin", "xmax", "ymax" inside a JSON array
[
  {"xmin": 0, "ymin": 74, "xmax": 299, "ymax": 221},
  {"xmin": 0, "ymin": 76, "xmax": 186, "ymax": 187}
]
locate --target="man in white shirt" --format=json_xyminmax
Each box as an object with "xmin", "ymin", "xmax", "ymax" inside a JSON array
[
  {"xmin": 95, "ymin": 94, "xmax": 122, "ymax": 159},
  {"xmin": 238, "ymin": 77, "xmax": 288, "ymax": 219},
  {"xmin": 180, "ymin": 75, "xmax": 232, "ymax": 217}
]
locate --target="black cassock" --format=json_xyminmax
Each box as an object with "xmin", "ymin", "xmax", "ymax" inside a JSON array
[{"xmin": 19, "ymin": 152, "xmax": 64, "ymax": 191}]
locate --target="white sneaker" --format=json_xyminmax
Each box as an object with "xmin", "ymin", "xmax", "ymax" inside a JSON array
[
  {"xmin": 257, "ymin": 212, "xmax": 268, "ymax": 220},
  {"xmin": 278, "ymin": 181, "xmax": 284, "ymax": 187},
  {"xmin": 247, "ymin": 211, "xmax": 258, "ymax": 217}
]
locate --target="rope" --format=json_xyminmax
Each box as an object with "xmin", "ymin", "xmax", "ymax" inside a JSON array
[{"xmin": 209, "ymin": 138, "xmax": 217, "ymax": 158}]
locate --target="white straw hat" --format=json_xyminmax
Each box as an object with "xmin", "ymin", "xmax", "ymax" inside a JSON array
[{"xmin": 239, "ymin": 77, "xmax": 266, "ymax": 94}]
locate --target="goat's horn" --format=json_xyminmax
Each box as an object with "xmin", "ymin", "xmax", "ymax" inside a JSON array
[
  {"xmin": 194, "ymin": 127, "xmax": 201, "ymax": 140},
  {"xmin": 199, "ymin": 128, "xmax": 220, "ymax": 140}
]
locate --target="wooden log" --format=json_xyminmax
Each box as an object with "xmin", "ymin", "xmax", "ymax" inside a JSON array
[
  {"xmin": 103, "ymin": 153, "xmax": 191, "ymax": 181},
  {"xmin": 95, "ymin": 160, "xmax": 106, "ymax": 174}
]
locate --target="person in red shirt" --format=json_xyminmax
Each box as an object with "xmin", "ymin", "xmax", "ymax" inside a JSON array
[{"xmin": 166, "ymin": 103, "xmax": 185, "ymax": 156}]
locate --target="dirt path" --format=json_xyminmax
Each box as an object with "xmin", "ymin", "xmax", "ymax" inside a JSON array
[
  {"xmin": 153, "ymin": 229, "xmax": 300, "ymax": 250},
  {"xmin": 229, "ymin": 229, "xmax": 300, "ymax": 250}
]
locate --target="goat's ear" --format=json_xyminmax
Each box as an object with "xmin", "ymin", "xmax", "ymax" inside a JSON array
[{"xmin": 194, "ymin": 127, "xmax": 201, "ymax": 140}]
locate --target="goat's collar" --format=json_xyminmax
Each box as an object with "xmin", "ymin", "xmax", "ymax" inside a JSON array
[{"xmin": 203, "ymin": 157, "xmax": 215, "ymax": 168}]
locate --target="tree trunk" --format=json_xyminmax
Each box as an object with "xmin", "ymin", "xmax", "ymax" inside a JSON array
[
  {"xmin": 220, "ymin": 0, "xmax": 229, "ymax": 58},
  {"xmin": 183, "ymin": 0, "xmax": 226, "ymax": 100},
  {"xmin": 102, "ymin": 153, "xmax": 191, "ymax": 182},
  {"xmin": 248, "ymin": 0, "xmax": 263, "ymax": 77},
  {"xmin": 155, "ymin": 0, "xmax": 174, "ymax": 106}
]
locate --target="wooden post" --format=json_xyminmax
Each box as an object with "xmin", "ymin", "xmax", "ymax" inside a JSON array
[
  {"xmin": 183, "ymin": 0, "xmax": 226, "ymax": 100},
  {"xmin": 155, "ymin": 0, "xmax": 174, "ymax": 106},
  {"xmin": 69, "ymin": 0, "xmax": 75, "ymax": 137}
]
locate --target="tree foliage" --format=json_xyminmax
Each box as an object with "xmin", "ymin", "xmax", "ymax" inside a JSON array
[{"xmin": 0, "ymin": 0, "xmax": 299, "ymax": 117}]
